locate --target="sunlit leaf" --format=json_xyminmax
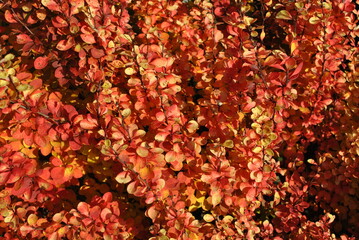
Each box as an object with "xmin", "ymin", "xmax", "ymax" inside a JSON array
[{"xmin": 276, "ymin": 10, "xmax": 292, "ymax": 20}]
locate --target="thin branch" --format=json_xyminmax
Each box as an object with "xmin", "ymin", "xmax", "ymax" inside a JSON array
[{"xmin": 10, "ymin": 8, "xmax": 35, "ymax": 36}]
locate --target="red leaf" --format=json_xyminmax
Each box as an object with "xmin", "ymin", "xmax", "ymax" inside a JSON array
[
  {"xmin": 242, "ymin": 101, "xmax": 256, "ymax": 113},
  {"xmin": 34, "ymin": 56, "xmax": 49, "ymax": 70},
  {"xmin": 86, "ymin": 0, "xmax": 100, "ymax": 8},
  {"xmin": 81, "ymin": 34, "xmax": 96, "ymax": 44},
  {"xmin": 52, "ymin": 16, "xmax": 68, "ymax": 28},
  {"xmin": 16, "ymin": 72, "xmax": 33, "ymax": 81},
  {"xmin": 90, "ymin": 206, "xmax": 101, "ymax": 219},
  {"xmin": 29, "ymin": 78, "xmax": 43, "ymax": 89},
  {"xmin": 246, "ymin": 188, "xmax": 256, "ymax": 201},
  {"xmin": 80, "ymin": 116, "xmax": 98, "ymax": 129},
  {"xmin": 41, "ymin": 0, "xmax": 61, "ymax": 11},
  {"xmin": 56, "ymin": 37, "xmax": 75, "ymax": 51},
  {"xmin": 55, "ymin": 67, "xmax": 65, "ymax": 78},
  {"xmin": 90, "ymin": 48, "xmax": 105, "ymax": 59},
  {"xmin": 102, "ymin": 192, "xmax": 113, "ymax": 202},
  {"xmin": 0, "ymin": 171, "xmax": 10, "ymax": 184},
  {"xmin": 17, "ymin": 34, "xmax": 33, "ymax": 44},
  {"xmin": 290, "ymin": 62, "xmax": 303, "ymax": 78},
  {"xmin": 270, "ymin": 64, "xmax": 285, "ymax": 71}
]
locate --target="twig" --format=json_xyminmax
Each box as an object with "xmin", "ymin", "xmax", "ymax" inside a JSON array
[{"xmin": 10, "ymin": 8, "xmax": 35, "ymax": 36}]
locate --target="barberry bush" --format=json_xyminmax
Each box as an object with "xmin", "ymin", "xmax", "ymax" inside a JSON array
[{"xmin": 0, "ymin": 0, "xmax": 358, "ymax": 239}]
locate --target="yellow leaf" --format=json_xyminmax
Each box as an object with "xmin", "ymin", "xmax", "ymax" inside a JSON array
[
  {"xmin": 243, "ymin": 16, "xmax": 255, "ymax": 26},
  {"xmin": 136, "ymin": 146, "xmax": 149, "ymax": 157},
  {"xmin": 125, "ymin": 67, "xmax": 135, "ymax": 75},
  {"xmin": 187, "ymin": 120, "xmax": 199, "ymax": 133},
  {"xmin": 260, "ymin": 29, "xmax": 266, "ymax": 41},
  {"xmin": 309, "ymin": 16, "xmax": 320, "ymax": 25},
  {"xmin": 27, "ymin": 214, "xmax": 38, "ymax": 226},
  {"xmin": 276, "ymin": 10, "xmax": 292, "ymax": 20},
  {"xmin": 16, "ymin": 84, "xmax": 31, "ymax": 92},
  {"xmin": 223, "ymin": 140, "xmax": 234, "ymax": 148},
  {"xmin": 266, "ymin": 148, "xmax": 274, "ymax": 156},
  {"xmin": 121, "ymin": 108, "xmax": 131, "ymax": 118},
  {"xmin": 108, "ymin": 40, "xmax": 115, "ymax": 48},
  {"xmin": 299, "ymin": 107, "xmax": 310, "ymax": 114},
  {"xmin": 253, "ymin": 146, "xmax": 262, "ymax": 153},
  {"xmin": 211, "ymin": 191, "xmax": 222, "ymax": 207},
  {"xmin": 290, "ymin": 41, "xmax": 298, "ymax": 54},
  {"xmin": 139, "ymin": 167, "xmax": 150, "ymax": 179},
  {"xmin": 115, "ymin": 171, "xmax": 132, "ymax": 184},
  {"xmin": 203, "ymin": 214, "xmax": 215, "ymax": 222},
  {"xmin": 102, "ymin": 80, "xmax": 112, "ymax": 89}
]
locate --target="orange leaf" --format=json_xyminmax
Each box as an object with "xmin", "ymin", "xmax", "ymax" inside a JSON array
[
  {"xmin": 40, "ymin": 141, "xmax": 52, "ymax": 156},
  {"xmin": 214, "ymin": 29, "xmax": 224, "ymax": 43},
  {"xmin": 50, "ymin": 167, "xmax": 65, "ymax": 180},
  {"xmin": 4, "ymin": 10, "xmax": 17, "ymax": 23},
  {"xmin": 34, "ymin": 134, "xmax": 47, "ymax": 147},
  {"xmin": 151, "ymin": 57, "xmax": 174, "ymax": 68},
  {"xmin": 80, "ymin": 117, "xmax": 98, "ymax": 130}
]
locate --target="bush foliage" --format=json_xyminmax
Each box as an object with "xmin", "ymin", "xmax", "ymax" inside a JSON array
[{"xmin": 0, "ymin": 0, "xmax": 358, "ymax": 239}]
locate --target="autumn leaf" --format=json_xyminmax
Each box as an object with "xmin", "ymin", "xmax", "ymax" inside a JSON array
[
  {"xmin": 276, "ymin": 10, "xmax": 292, "ymax": 20},
  {"xmin": 34, "ymin": 56, "xmax": 49, "ymax": 70},
  {"xmin": 50, "ymin": 167, "xmax": 65, "ymax": 180},
  {"xmin": 150, "ymin": 57, "xmax": 174, "ymax": 68},
  {"xmin": 80, "ymin": 116, "xmax": 98, "ymax": 130},
  {"xmin": 41, "ymin": 0, "xmax": 61, "ymax": 11},
  {"xmin": 56, "ymin": 37, "xmax": 75, "ymax": 51},
  {"xmin": 211, "ymin": 190, "xmax": 222, "ymax": 207},
  {"xmin": 90, "ymin": 48, "xmax": 105, "ymax": 59},
  {"xmin": 17, "ymin": 34, "xmax": 33, "ymax": 44},
  {"xmin": 115, "ymin": 171, "xmax": 132, "ymax": 184},
  {"xmin": 136, "ymin": 146, "xmax": 149, "ymax": 157},
  {"xmin": 146, "ymin": 205, "xmax": 159, "ymax": 221}
]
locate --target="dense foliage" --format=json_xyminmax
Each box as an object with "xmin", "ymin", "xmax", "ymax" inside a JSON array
[{"xmin": 0, "ymin": 0, "xmax": 358, "ymax": 239}]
